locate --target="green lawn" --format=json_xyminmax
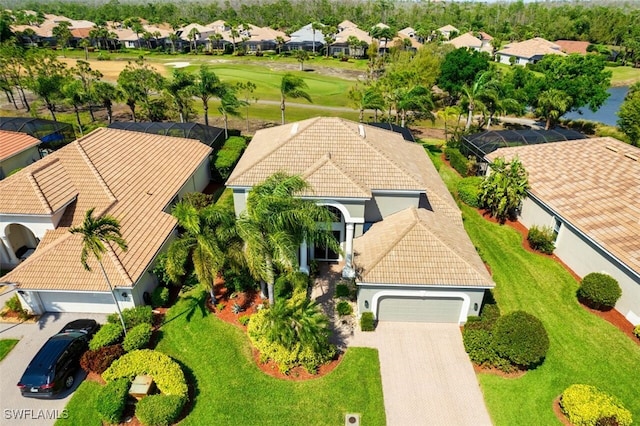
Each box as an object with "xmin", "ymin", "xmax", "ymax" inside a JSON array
[
  {"xmin": 0, "ymin": 339, "xmax": 19, "ymax": 360},
  {"xmin": 426, "ymin": 143, "xmax": 640, "ymax": 425},
  {"xmin": 58, "ymin": 288, "xmax": 385, "ymax": 425},
  {"xmin": 608, "ymin": 65, "xmax": 640, "ymax": 86}
]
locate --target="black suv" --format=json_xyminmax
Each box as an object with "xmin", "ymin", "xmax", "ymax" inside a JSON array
[{"xmin": 17, "ymin": 319, "xmax": 99, "ymax": 398}]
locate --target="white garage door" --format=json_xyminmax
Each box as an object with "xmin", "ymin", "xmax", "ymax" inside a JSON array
[
  {"xmin": 38, "ymin": 292, "xmax": 117, "ymax": 313},
  {"xmin": 377, "ymin": 295, "xmax": 464, "ymax": 323}
]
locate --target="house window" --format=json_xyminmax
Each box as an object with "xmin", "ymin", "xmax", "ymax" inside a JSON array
[{"xmin": 553, "ymin": 217, "xmax": 562, "ymax": 241}]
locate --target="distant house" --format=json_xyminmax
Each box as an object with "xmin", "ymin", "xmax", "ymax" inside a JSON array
[
  {"xmin": 395, "ymin": 27, "xmax": 422, "ymax": 51},
  {"xmin": 487, "ymin": 137, "xmax": 640, "ymax": 325},
  {"xmin": 437, "ymin": 25, "xmax": 459, "ymax": 40},
  {"xmin": 555, "ymin": 40, "xmax": 591, "ymax": 55},
  {"xmin": 331, "ymin": 25, "xmax": 372, "ymax": 57},
  {"xmin": 338, "ymin": 20, "xmax": 358, "ymax": 32},
  {"xmin": 243, "ymin": 25, "xmax": 289, "ymax": 52},
  {"xmin": 286, "ymin": 23, "xmax": 327, "ymax": 52},
  {"xmin": 497, "ymin": 37, "xmax": 566, "ymax": 65},
  {"xmin": 0, "ymin": 131, "xmax": 41, "ymax": 180}
]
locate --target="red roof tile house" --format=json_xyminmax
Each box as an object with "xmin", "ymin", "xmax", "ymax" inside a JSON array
[
  {"xmin": 0, "ymin": 130, "xmax": 42, "ymax": 179},
  {"xmin": 487, "ymin": 137, "xmax": 640, "ymax": 325},
  {"xmin": 0, "ymin": 128, "xmax": 211, "ymax": 314},
  {"xmin": 227, "ymin": 117, "xmax": 494, "ymax": 323}
]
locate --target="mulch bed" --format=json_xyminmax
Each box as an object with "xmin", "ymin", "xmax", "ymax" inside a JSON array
[
  {"xmin": 472, "ymin": 364, "xmax": 526, "ymax": 379},
  {"xmin": 552, "ymin": 396, "xmax": 572, "ymax": 426}
]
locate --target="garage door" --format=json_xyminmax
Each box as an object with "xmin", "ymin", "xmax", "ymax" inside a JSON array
[
  {"xmin": 38, "ymin": 291, "xmax": 116, "ymax": 313},
  {"xmin": 377, "ymin": 295, "xmax": 463, "ymax": 323}
]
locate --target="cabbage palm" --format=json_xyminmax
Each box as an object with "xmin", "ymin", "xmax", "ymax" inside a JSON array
[
  {"xmin": 69, "ymin": 208, "xmax": 128, "ymax": 334},
  {"xmin": 280, "ymin": 73, "xmax": 312, "ymax": 124},
  {"xmin": 395, "ymin": 85, "xmax": 435, "ymax": 127},
  {"xmin": 236, "ymin": 173, "xmax": 340, "ymax": 305},
  {"xmin": 217, "ymin": 84, "xmax": 247, "ymax": 139},
  {"xmin": 461, "ymin": 70, "xmax": 497, "ymax": 131}
]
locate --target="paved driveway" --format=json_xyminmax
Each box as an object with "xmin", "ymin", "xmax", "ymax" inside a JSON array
[
  {"xmin": 0, "ymin": 301, "xmax": 107, "ymax": 426},
  {"xmin": 351, "ymin": 322, "xmax": 493, "ymax": 426}
]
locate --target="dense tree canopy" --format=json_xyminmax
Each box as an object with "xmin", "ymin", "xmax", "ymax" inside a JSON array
[{"xmin": 437, "ymin": 48, "xmax": 491, "ymax": 99}]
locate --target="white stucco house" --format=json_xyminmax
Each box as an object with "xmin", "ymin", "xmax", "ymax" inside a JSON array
[
  {"xmin": 227, "ymin": 117, "xmax": 494, "ymax": 324},
  {"xmin": 487, "ymin": 137, "xmax": 640, "ymax": 325},
  {"xmin": 0, "ymin": 130, "xmax": 42, "ymax": 180},
  {"xmin": 0, "ymin": 128, "xmax": 212, "ymax": 314},
  {"xmin": 496, "ymin": 37, "xmax": 566, "ymax": 65}
]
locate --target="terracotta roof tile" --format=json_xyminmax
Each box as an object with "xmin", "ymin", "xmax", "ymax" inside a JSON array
[{"xmin": 0, "ymin": 130, "xmax": 40, "ymax": 161}]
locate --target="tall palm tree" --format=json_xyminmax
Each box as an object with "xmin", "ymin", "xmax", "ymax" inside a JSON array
[
  {"xmin": 165, "ymin": 200, "xmax": 241, "ymax": 301},
  {"xmin": 395, "ymin": 85, "xmax": 435, "ymax": 127},
  {"xmin": 193, "ymin": 65, "xmax": 220, "ymax": 126},
  {"xmin": 280, "ymin": 73, "xmax": 312, "ymax": 124},
  {"xmin": 217, "ymin": 84, "xmax": 247, "ymax": 139},
  {"xmin": 311, "ymin": 22, "xmax": 323, "ymax": 54},
  {"xmin": 69, "ymin": 208, "xmax": 128, "ymax": 334},
  {"xmin": 92, "ymin": 81, "xmax": 118, "ymax": 124},
  {"xmin": 236, "ymin": 172, "xmax": 340, "ymax": 305},
  {"xmin": 188, "ymin": 27, "xmax": 200, "ymax": 54},
  {"xmin": 536, "ymin": 89, "xmax": 572, "ymax": 130},
  {"xmin": 348, "ymin": 84, "xmax": 385, "ymax": 122},
  {"xmin": 461, "ymin": 71, "xmax": 496, "ymax": 131},
  {"xmin": 166, "ymin": 68, "xmax": 195, "ymax": 123}
]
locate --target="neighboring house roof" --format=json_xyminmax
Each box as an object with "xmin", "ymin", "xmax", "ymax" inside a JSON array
[
  {"xmin": 176, "ymin": 23, "xmax": 210, "ymax": 39},
  {"xmin": 333, "ymin": 26, "xmax": 372, "ymax": 45},
  {"xmin": 245, "ymin": 24, "xmax": 289, "ymax": 43},
  {"xmin": 373, "ymin": 23, "xmax": 390, "ymax": 29},
  {"xmin": 447, "ymin": 32, "xmax": 482, "ymax": 50},
  {"xmin": 478, "ymin": 31, "xmax": 493, "ymax": 41},
  {"xmin": 338, "ymin": 20, "xmax": 358, "ymax": 30},
  {"xmin": 498, "ymin": 37, "xmax": 566, "ymax": 59},
  {"xmin": 0, "ymin": 130, "xmax": 40, "ymax": 162},
  {"xmin": 1, "ymin": 128, "xmax": 211, "ymax": 292},
  {"xmin": 555, "ymin": 40, "xmax": 590, "ymax": 55},
  {"xmin": 398, "ymin": 27, "xmax": 416, "ymax": 38},
  {"xmin": 288, "ymin": 23, "xmax": 327, "ymax": 44},
  {"xmin": 12, "ymin": 22, "xmax": 55, "ymax": 37},
  {"xmin": 394, "ymin": 32, "xmax": 422, "ymax": 49},
  {"xmin": 486, "ymin": 137, "xmax": 640, "ymax": 277},
  {"xmin": 70, "ymin": 27, "xmax": 91, "ymax": 39},
  {"xmin": 438, "ymin": 25, "xmax": 458, "ymax": 33},
  {"xmin": 227, "ymin": 117, "xmax": 458, "ymax": 218},
  {"xmin": 353, "ymin": 206, "xmax": 494, "ymax": 287}
]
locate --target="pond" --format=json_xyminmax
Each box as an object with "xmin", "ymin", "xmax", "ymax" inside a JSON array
[{"xmin": 563, "ymin": 86, "xmax": 629, "ymax": 126}]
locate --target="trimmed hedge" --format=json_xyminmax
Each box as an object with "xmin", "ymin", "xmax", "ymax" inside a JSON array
[
  {"xmin": 151, "ymin": 286, "xmax": 170, "ymax": 308},
  {"xmin": 493, "ymin": 311, "xmax": 550, "ymax": 369},
  {"xmin": 360, "ymin": 312, "xmax": 375, "ymax": 332},
  {"xmin": 136, "ymin": 394, "xmax": 186, "ymax": 426},
  {"xmin": 577, "ymin": 273, "xmax": 622, "ymax": 310},
  {"xmin": 96, "ymin": 378, "xmax": 129, "ymax": 425},
  {"xmin": 214, "ymin": 136, "xmax": 247, "ymax": 181},
  {"xmin": 336, "ymin": 301, "xmax": 353, "ymax": 316},
  {"xmin": 122, "ymin": 323, "xmax": 152, "ymax": 352},
  {"xmin": 102, "ymin": 350, "xmax": 188, "ymax": 398},
  {"xmin": 89, "ymin": 323, "xmax": 123, "ymax": 351},
  {"xmin": 527, "ymin": 225, "xmax": 555, "ymax": 254},
  {"xmin": 560, "ymin": 384, "xmax": 633, "ymax": 426},
  {"xmin": 445, "ymin": 147, "xmax": 471, "ymax": 176},
  {"xmin": 457, "ymin": 176, "xmax": 483, "ymax": 207},
  {"xmin": 107, "ymin": 306, "xmax": 153, "ymax": 330},
  {"xmin": 334, "ymin": 284, "xmax": 350, "ymax": 299},
  {"xmin": 80, "ymin": 344, "xmax": 125, "ymax": 374}
]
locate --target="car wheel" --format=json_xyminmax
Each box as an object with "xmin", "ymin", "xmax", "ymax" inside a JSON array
[{"xmin": 64, "ymin": 374, "xmax": 75, "ymax": 389}]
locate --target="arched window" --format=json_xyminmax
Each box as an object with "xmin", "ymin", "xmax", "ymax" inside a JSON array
[{"xmin": 325, "ymin": 205, "xmax": 343, "ymax": 222}]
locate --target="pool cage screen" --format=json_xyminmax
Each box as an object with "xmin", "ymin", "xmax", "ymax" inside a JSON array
[
  {"xmin": 108, "ymin": 122, "xmax": 225, "ymax": 150},
  {"xmin": 0, "ymin": 117, "xmax": 75, "ymax": 150}
]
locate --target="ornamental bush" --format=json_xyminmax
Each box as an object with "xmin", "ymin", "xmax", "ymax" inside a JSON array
[
  {"xmin": 80, "ymin": 344, "xmax": 125, "ymax": 374},
  {"xmin": 136, "ymin": 394, "xmax": 186, "ymax": 426},
  {"xmin": 634, "ymin": 325, "xmax": 640, "ymax": 340},
  {"xmin": 336, "ymin": 301, "xmax": 353, "ymax": 316},
  {"xmin": 457, "ymin": 177, "xmax": 483, "ymax": 208},
  {"xmin": 360, "ymin": 312, "xmax": 375, "ymax": 332},
  {"xmin": 493, "ymin": 311, "xmax": 550, "ymax": 369},
  {"xmin": 527, "ymin": 225, "xmax": 555, "ymax": 254},
  {"xmin": 102, "ymin": 350, "xmax": 188, "ymax": 398},
  {"xmin": 461, "ymin": 328, "xmax": 513, "ymax": 372},
  {"xmin": 96, "ymin": 378, "xmax": 129, "ymax": 425},
  {"xmin": 214, "ymin": 136, "xmax": 247, "ymax": 181},
  {"xmin": 89, "ymin": 323, "xmax": 123, "ymax": 351},
  {"xmin": 560, "ymin": 384, "xmax": 633, "ymax": 426},
  {"xmin": 151, "ymin": 286, "xmax": 170, "ymax": 308},
  {"xmin": 122, "ymin": 323, "xmax": 152, "ymax": 352},
  {"xmin": 107, "ymin": 306, "xmax": 153, "ymax": 330},
  {"xmin": 445, "ymin": 147, "xmax": 471, "ymax": 176},
  {"xmin": 335, "ymin": 284, "xmax": 350, "ymax": 299},
  {"xmin": 577, "ymin": 273, "xmax": 622, "ymax": 310}
]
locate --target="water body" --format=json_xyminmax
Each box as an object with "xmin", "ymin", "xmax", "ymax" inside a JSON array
[{"xmin": 563, "ymin": 86, "xmax": 629, "ymax": 127}]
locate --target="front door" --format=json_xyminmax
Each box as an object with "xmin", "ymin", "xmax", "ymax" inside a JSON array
[{"xmin": 313, "ymin": 230, "xmax": 340, "ymax": 261}]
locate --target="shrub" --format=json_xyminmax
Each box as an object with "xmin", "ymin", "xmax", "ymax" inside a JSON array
[
  {"xmin": 335, "ymin": 284, "xmax": 350, "ymax": 299},
  {"xmin": 577, "ymin": 273, "xmax": 622, "ymax": 311},
  {"xmin": 634, "ymin": 325, "xmax": 640, "ymax": 340},
  {"xmin": 122, "ymin": 323, "xmax": 153, "ymax": 352},
  {"xmin": 274, "ymin": 275, "xmax": 293, "ymax": 301},
  {"xmin": 151, "ymin": 286, "xmax": 170, "ymax": 308},
  {"xmin": 80, "ymin": 344, "xmax": 125, "ymax": 374},
  {"xmin": 96, "ymin": 378, "xmax": 129, "ymax": 425},
  {"xmin": 445, "ymin": 147, "xmax": 471, "ymax": 176},
  {"xmin": 214, "ymin": 136, "xmax": 247, "ymax": 180},
  {"xmin": 527, "ymin": 225, "xmax": 555, "ymax": 254},
  {"xmin": 462, "ymin": 328, "xmax": 513, "ymax": 371},
  {"xmin": 560, "ymin": 384, "xmax": 633, "ymax": 426},
  {"xmin": 493, "ymin": 311, "xmax": 550, "ymax": 369},
  {"xmin": 336, "ymin": 301, "xmax": 353, "ymax": 316},
  {"xmin": 223, "ymin": 268, "xmax": 255, "ymax": 293},
  {"xmin": 136, "ymin": 394, "xmax": 185, "ymax": 426},
  {"xmin": 457, "ymin": 176, "xmax": 483, "ymax": 207},
  {"xmin": 152, "ymin": 253, "xmax": 172, "ymax": 287},
  {"xmin": 238, "ymin": 315, "xmax": 250, "ymax": 326},
  {"xmin": 89, "ymin": 323, "xmax": 123, "ymax": 350},
  {"xmin": 108, "ymin": 306, "xmax": 153, "ymax": 330},
  {"xmin": 360, "ymin": 312, "xmax": 375, "ymax": 331},
  {"xmin": 4, "ymin": 294, "xmax": 22, "ymax": 312}
]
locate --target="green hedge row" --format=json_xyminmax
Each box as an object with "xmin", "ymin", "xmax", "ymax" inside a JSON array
[
  {"xmin": 560, "ymin": 384, "xmax": 632, "ymax": 426},
  {"xmin": 107, "ymin": 306, "xmax": 153, "ymax": 330},
  {"xmin": 214, "ymin": 136, "xmax": 248, "ymax": 181},
  {"xmin": 445, "ymin": 147, "xmax": 471, "ymax": 177},
  {"xmin": 97, "ymin": 378, "xmax": 129, "ymax": 424},
  {"xmin": 89, "ymin": 323, "xmax": 123, "ymax": 351},
  {"xmin": 457, "ymin": 176, "xmax": 483, "ymax": 207},
  {"xmin": 360, "ymin": 312, "xmax": 375, "ymax": 332},
  {"xmin": 122, "ymin": 323, "xmax": 152, "ymax": 352}
]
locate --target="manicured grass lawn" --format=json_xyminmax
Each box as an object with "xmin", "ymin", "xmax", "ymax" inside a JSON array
[
  {"xmin": 58, "ymin": 288, "xmax": 385, "ymax": 425},
  {"xmin": 608, "ymin": 65, "xmax": 640, "ymax": 86},
  {"xmin": 0, "ymin": 339, "xmax": 19, "ymax": 360},
  {"xmin": 426, "ymin": 143, "xmax": 640, "ymax": 425}
]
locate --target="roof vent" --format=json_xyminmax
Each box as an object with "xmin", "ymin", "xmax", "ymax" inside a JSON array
[
  {"xmin": 624, "ymin": 153, "xmax": 638, "ymax": 161},
  {"xmin": 358, "ymin": 124, "xmax": 366, "ymax": 138},
  {"xmin": 290, "ymin": 123, "xmax": 299, "ymax": 135},
  {"xmin": 605, "ymin": 145, "xmax": 618, "ymax": 153}
]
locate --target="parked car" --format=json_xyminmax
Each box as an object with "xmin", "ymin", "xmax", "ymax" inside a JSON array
[{"xmin": 17, "ymin": 319, "xmax": 99, "ymax": 398}]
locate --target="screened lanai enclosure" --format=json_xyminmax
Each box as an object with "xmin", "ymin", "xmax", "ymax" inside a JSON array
[
  {"xmin": 0, "ymin": 117, "xmax": 75, "ymax": 150},
  {"xmin": 107, "ymin": 122, "xmax": 225, "ymax": 150}
]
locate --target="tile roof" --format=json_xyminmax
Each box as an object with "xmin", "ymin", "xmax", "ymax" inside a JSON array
[
  {"xmin": 555, "ymin": 40, "xmax": 590, "ymax": 55},
  {"xmin": 1, "ymin": 128, "xmax": 211, "ymax": 292},
  {"xmin": 338, "ymin": 20, "xmax": 358, "ymax": 30},
  {"xmin": 498, "ymin": 37, "xmax": 566, "ymax": 59},
  {"xmin": 334, "ymin": 26, "xmax": 373, "ymax": 45},
  {"xmin": 438, "ymin": 25, "xmax": 459, "ymax": 33},
  {"xmin": 227, "ymin": 117, "xmax": 458, "ymax": 217},
  {"xmin": 353, "ymin": 207, "xmax": 493, "ymax": 287},
  {"xmin": 486, "ymin": 137, "xmax": 640, "ymax": 276},
  {"xmin": 0, "ymin": 130, "xmax": 40, "ymax": 162},
  {"xmin": 447, "ymin": 32, "xmax": 482, "ymax": 50}
]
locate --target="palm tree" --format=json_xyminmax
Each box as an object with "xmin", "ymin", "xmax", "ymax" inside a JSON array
[
  {"xmin": 193, "ymin": 65, "xmax": 221, "ymax": 126},
  {"xmin": 236, "ymin": 172, "xmax": 340, "ymax": 305},
  {"xmin": 166, "ymin": 68, "xmax": 195, "ymax": 123},
  {"xmin": 311, "ymin": 22, "xmax": 323, "ymax": 54},
  {"xmin": 217, "ymin": 84, "xmax": 247, "ymax": 139},
  {"xmin": 536, "ymin": 89, "xmax": 572, "ymax": 130},
  {"xmin": 263, "ymin": 297, "xmax": 330, "ymax": 352},
  {"xmin": 461, "ymin": 71, "xmax": 497, "ymax": 131},
  {"xmin": 348, "ymin": 84, "xmax": 385, "ymax": 122},
  {"xmin": 395, "ymin": 85, "xmax": 435, "ymax": 127},
  {"xmin": 69, "ymin": 208, "xmax": 128, "ymax": 334},
  {"xmin": 275, "ymin": 36, "xmax": 285, "ymax": 54},
  {"xmin": 188, "ymin": 27, "xmax": 200, "ymax": 54},
  {"xmin": 280, "ymin": 73, "xmax": 312, "ymax": 124},
  {"xmin": 165, "ymin": 200, "xmax": 241, "ymax": 301},
  {"xmin": 293, "ymin": 49, "xmax": 309, "ymax": 71}
]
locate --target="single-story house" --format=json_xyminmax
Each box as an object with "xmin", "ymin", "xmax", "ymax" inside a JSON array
[
  {"xmin": 0, "ymin": 130, "xmax": 42, "ymax": 180},
  {"xmin": 243, "ymin": 24, "xmax": 289, "ymax": 52},
  {"xmin": 226, "ymin": 117, "xmax": 494, "ymax": 324},
  {"xmin": 497, "ymin": 37, "xmax": 566, "ymax": 65},
  {"xmin": 486, "ymin": 137, "xmax": 640, "ymax": 325},
  {"xmin": 447, "ymin": 32, "xmax": 492, "ymax": 53},
  {"xmin": 286, "ymin": 23, "xmax": 327, "ymax": 52},
  {"xmin": 330, "ymin": 26, "xmax": 372, "ymax": 57},
  {"xmin": 0, "ymin": 128, "xmax": 212, "ymax": 314},
  {"xmin": 437, "ymin": 25, "xmax": 459, "ymax": 40}
]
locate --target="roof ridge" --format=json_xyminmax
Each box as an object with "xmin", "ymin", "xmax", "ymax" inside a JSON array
[
  {"xmin": 362, "ymin": 208, "xmax": 417, "ymax": 274},
  {"xmin": 302, "ymin": 152, "xmax": 371, "ymax": 196},
  {"xmin": 74, "ymin": 133, "xmax": 117, "ymax": 203},
  {"xmin": 26, "ymin": 170, "xmax": 53, "ymax": 215},
  {"xmin": 10, "ymin": 228, "xmax": 74, "ymax": 276}
]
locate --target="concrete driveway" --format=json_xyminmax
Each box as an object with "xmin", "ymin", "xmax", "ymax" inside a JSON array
[
  {"xmin": 0, "ymin": 296, "xmax": 107, "ymax": 426},
  {"xmin": 351, "ymin": 322, "xmax": 493, "ymax": 426}
]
